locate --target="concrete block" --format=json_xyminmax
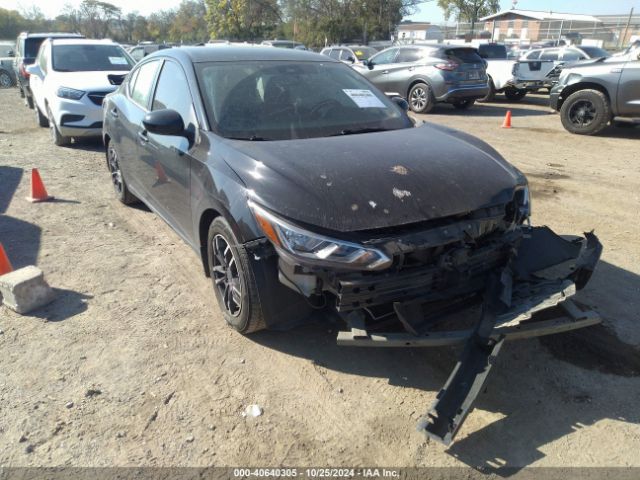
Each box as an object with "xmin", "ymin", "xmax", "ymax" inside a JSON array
[{"xmin": 0, "ymin": 266, "xmax": 55, "ymax": 314}]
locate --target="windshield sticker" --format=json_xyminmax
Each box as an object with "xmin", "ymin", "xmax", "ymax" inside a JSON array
[
  {"xmin": 109, "ymin": 56, "xmax": 128, "ymax": 65},
  {"xmin": 342, "ymin": 89, "xmax": 386, "ymax": 108}
]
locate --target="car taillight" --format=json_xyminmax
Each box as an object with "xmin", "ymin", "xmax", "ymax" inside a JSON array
[
  {"xmin": 19, "ymin": 63, "xmax": 30, "ymax": 79},
  {"xmin": 434, "ymin": 62, "xmax": 459, "ymax": 71}
]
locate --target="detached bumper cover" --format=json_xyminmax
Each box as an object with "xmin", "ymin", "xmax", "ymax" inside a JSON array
[{"xmin": 336, "ymin": 226, "xmax": 602, "ymax": 445}]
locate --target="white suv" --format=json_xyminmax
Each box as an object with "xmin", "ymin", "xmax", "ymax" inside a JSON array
[{"xmin": 27, "ymin": 38, "xmax": 134, "ymax": 146}]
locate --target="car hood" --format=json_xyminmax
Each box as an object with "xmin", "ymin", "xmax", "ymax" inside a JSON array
[
  {"xmin": 51, "ymin": 70, "xmax": 130, "ymax": 91},
  {"xmin": 219, "ymin": 124, "xmax": 523, "ymax": 233}
]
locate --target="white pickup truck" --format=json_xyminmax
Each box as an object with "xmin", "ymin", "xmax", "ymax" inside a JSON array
[
  {"xmin": 511, "ymin": 45, "xmax": 611, "ymax": 93},
  {"xmin": 475, "ymin": 43, "xmax": 527, "ymax": 102}
]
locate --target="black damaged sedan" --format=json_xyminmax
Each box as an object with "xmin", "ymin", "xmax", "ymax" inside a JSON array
[{"xmin": 103, "ymin": 47, "xmax": 602, "ymax": 444}]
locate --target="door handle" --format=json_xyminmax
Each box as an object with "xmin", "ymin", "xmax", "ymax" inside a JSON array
[
  {"xmin": 110, "ymin": 108, "xmax": 118, "ymax": 118},
  {"xmin": 382, "ymin": 70, "xmax": 389, "ymax": 74},
  {"xmin": 610, "ymin": 68, "xmax": 622, "ymax": 73},
  {"xmin": 137, "ymin": 130, "xmax": 149, "ymax": 143},
  {"xmin": 408, "ymin": 67, "xmax": 415, "ymax": 71}
]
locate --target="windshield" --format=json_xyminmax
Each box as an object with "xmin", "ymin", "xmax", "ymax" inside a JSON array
[
  {"xmin": 579, "ymin": 46, "xmax": 610, "ymax": 58},
  {"xmin": 52, "ymin": 44, "xmax": 134, "ymax": 72},
  {"xmin": 196, "ymin": 61, "xmax": 409, "ymax": 141},
  {"xmin": 478, "ymin": 44, "xmax": 507, "ymax": 59}
]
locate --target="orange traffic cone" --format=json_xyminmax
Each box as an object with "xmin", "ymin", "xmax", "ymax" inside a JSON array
[
  {"xmin": 26, "ymin": 168, "xmax": 53, "ymax": 203},
  {"xmin": 0, "ymin": 243, "xmax": 13, "ymax": 276},
  {"xmin": 502, "ymin": 110, "xmax": 512, "ymax": 129}
]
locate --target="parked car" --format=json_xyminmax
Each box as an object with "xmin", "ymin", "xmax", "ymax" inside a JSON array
[
  {"xmin": 320, "ymin": 45, "xmax": 378, "ymax": 66},
  {"xmin": 476, "ymin": 43, "xmax": 525, "ymax": 102},
  {"xmin": 103, "ymin": 46, "xmax": 601, "ymax": 444},
  {"xmin": 550, "ymin": 45, "xmax": 640, "ymax": 135},
  {"xmin": 513, "ymin": 45, "xmax": 610, "ymax": 94},
  {"xmin": 128, "ymin": 43, "xmax": 172, "ymax": 62},
  {"xmin": 353, "ymin": 45, "xmax": 489, "ymax": 113},
  {"xmin": 261, "ymin": 39, "xmax": 307, "ymax": 50},
  {"xmin": 27, "ymin": 38, "xmax": 134, "ymax": 146},
  {"xmin": 0, "ymin": 41, "xmax": 17, "ymax": 88},
  {"xmin": 12, "ymin": 32, "xmax": 84, "ymax": 108}
]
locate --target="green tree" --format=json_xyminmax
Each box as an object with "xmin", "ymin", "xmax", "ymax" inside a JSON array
[
  {"xmin": 205, "ymin": 0, "xmax": 281, "ymax": 41},
  {"xmin": 437, "ymin": 0, "xmax": 500, "ymax": 34},
  {"xmin": 147, "ymin": 11, "xmax": 176, "ymax": 41},
  {"xmin": 76, "ymin": 0, "xmax": 122, "ymax": 38},
  {"xmin": 0, "ymin": 8, "xmax": 28, "ymax": 38},
  {"xmin": 170, "ymin": 0, "xmax": 209, "ymax": 43}
]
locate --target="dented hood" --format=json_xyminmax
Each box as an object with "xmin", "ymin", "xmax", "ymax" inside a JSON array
[{"xmin": 220, "ymin": 123, "xmax": 523, "ymax": 232}]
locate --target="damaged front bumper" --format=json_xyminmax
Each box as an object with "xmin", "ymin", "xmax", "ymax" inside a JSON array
[{"xmin": 274, "ymin": 222, "xmax": 602, "ymax": 445}]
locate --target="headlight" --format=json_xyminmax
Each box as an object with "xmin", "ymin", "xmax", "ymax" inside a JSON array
[
  {"xmin": 248, "ymin": 200, "xmax": 392, "ymax": 271},
  {"xmin": 56, "ymin": 87, "xmax": 85, "ymax": 100}
]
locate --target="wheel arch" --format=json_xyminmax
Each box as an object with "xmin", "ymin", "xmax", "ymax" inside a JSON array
[
  {"xmin": 406, "ymin": 78, "xmax": 433, "ymax": 99},
  {"xmin": 199, "ymin": 208, "xmax": 222, "ymax": 277}
]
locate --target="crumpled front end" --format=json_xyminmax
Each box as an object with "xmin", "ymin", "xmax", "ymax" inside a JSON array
[{"xmin": 270, "ymin": 202, "xmax": 602, "ymax": 445}]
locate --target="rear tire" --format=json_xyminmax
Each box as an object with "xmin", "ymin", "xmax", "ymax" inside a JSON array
[
  {"xmin": 34, "ymin": 104, "xmax": 48, "ymax": 127},
  {"xmin": 478, "ymin": 77, "xmax": 496, "ymax": 103},
  {"xmin": 106, "ymin": 143, "xmax": 139, "ymax": 205},
  {"xmin": 452, "ymin": 99, "xmax": 475, "ymax": 110},
  {"xmin": 560, "ymin": 89, "xmax": 610, "ymax": 135},
  {"xmin": 0, "ymin": 71, "xmax": 13, "ymax": 88},
  {"xmin": 207, "ymin": 217, "xmax": 266, "ymax": 334},
  {"xmin": 408, "ymin": 82, "xmax": 435, "ymax": 114},
  {"xmin": 504, "ymin": 88, "xmax": 527, "ymax": 102}
]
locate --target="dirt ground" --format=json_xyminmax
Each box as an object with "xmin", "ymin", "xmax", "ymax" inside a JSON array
[{"xmin": 0, "ymin": 87, "xmax": 639, "ymax": 471}]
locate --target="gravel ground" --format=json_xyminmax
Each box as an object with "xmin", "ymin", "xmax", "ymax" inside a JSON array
[{"xmin": 0, "ymin": 87, "xmax": 639, "ymax": 471}]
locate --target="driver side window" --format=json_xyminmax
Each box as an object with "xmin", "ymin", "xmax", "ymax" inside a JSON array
[{"xmin": 370, "ymin": 48, "xmax": 398, "ymax": 65}]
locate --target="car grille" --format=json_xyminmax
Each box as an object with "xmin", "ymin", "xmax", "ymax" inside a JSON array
[{"xmin": 87, "ymin": 91, "xmax": 110, "ymax": 106}]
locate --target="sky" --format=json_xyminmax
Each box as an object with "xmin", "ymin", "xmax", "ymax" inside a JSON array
[{"xmin": 0, "ymin": 0, "xmax": 638, "ymax": 21}]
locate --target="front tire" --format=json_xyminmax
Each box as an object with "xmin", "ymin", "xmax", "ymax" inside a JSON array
[
  {"xmin": 35, "ymin": 104, "xmax": 48, "ymax": 127},
  {"xmin": 106, "ymin": 143, "xmax": 138, "ymax": 205},
  {"xmin": 408, "ymin": 82, "xmax": 435, "ymax": 114},
  {"xmin": 207, "ymin": 217, "xmax": 266, "ymax": 334},
  {"xmin": 560, "ymin": 89, "xmax": 610, "ymax": 135},
  {"xmin": 504, "ymin": 88, "xmax": 527, "ymax": 102},
  {"xmin": 47, "ymin": 106, "xmax": 70, "ymax": 146}
]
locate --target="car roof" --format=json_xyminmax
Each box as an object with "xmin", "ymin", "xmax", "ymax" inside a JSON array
[
  {"xmin": 49, "ymin": 38, "xmax": 120, "ymax": 46},
  {"xmin": 149, "ymin": 46, "xmax": 333, "ymax": 64},
  {"xmin": 20, "ymin": 32, "xmax": 83, "ymax": 39}
]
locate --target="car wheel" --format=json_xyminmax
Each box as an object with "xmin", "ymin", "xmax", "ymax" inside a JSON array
[
  {"xmin": 106, "ymin": 143, "xmax": 138, "ymax": 205},
  {"xmin": 478, "ymin": 77, "xmax": 496, "ymax": 103},
  {"xmin": 0, "ymin": 71, "xmax": 13, "ymax": 88},
  {"xmin": 408, "ymin": 82, "xmax": 435, "ymax": 114},
  {"xmin": 504, "ymin": 88, "xmax": 527, "ymax": 102},
  {"xmin": 207, "ymin": 217, "xmax": 266, "ymax": 334},
  {"xmin": 452, "ymin": 99, "xmax": 475, "ymax": 110},
  {"xmin": 560, "ymin": 89, "xmax": 610, "ymax": 136},
  {"xmin": 34, "ymin": 104, "xmax": 49, "ymax": 127},
  {"xmin": 47, "ymin": 106, "xmax": 70, "ymax": 146}
]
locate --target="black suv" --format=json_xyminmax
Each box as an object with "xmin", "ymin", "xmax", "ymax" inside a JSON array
[{"xmin": 13, "ymin": 32, "xmax": 83, "ymax": 108}]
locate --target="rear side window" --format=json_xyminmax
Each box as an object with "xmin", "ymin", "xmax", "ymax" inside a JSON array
[
  {"xmin": 328, "ymin": 49, "xmax": 341, "ymax": 60},
  {"xmin": 478, "ymin": 44, "xmax": 507, "ymax": 59},
  {"xmin": 445, "ymin": 48, "xmax": 484, "ymax": 64},
  {"xmin": 526, "ymin": 50, "xmax": 541, "ymax": 59},
  {"xmin": 397, "ymin": 48, "xmax": 422, "ymax": 63},
  {"xmin": 540, "ymin": 49, "xmax": 560, "ymax": 61},
  {"xmin": 130, "ymin": 60, "xmax": 160, "ymax": 109},
  {"xmin": 561, "ymin": 49, "xmax": 586, "ymax": 61}
]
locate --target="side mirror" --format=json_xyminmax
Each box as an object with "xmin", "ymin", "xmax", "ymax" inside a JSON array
[
  {"xmin": 366, "ymin": 60, "xmax": 374, "ymax": 70},
  {"xmin": 345, "ymin": 56, "xmax": 356, "ymax": 64},
  {"xmin": 143, "ymin": 109, "xmax": 185, "ymax": 136},
  {"xmin": 7, "ymin": 50, "xmax": 14, "ymax": 57},
  {"xmin": 391, "ymin": 96, "xmax": 409, "ymax": 112},
  {"xmin": 26, "ymin": 64, "xmax": 42, "ymax": 77}
]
